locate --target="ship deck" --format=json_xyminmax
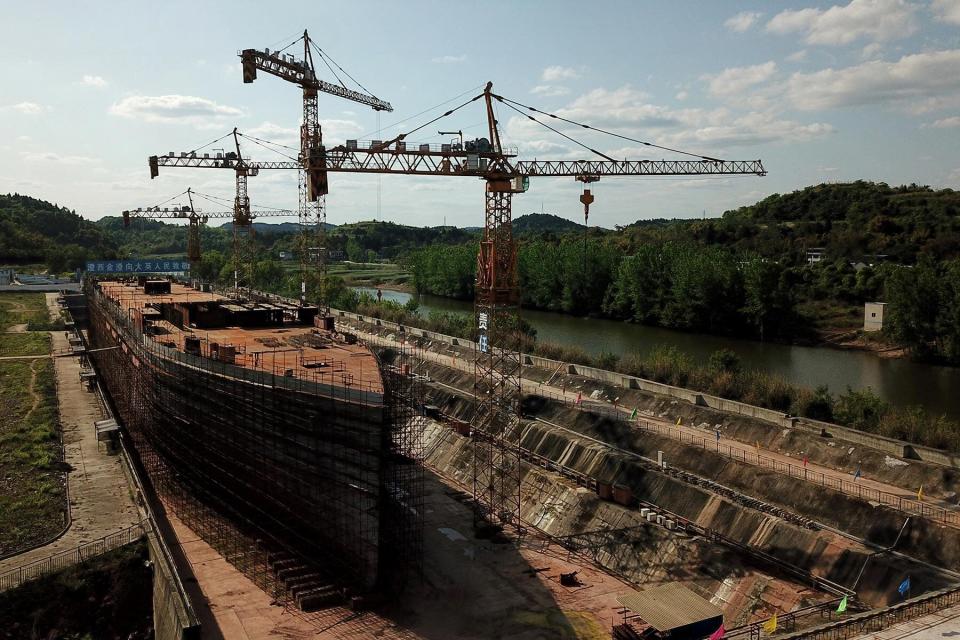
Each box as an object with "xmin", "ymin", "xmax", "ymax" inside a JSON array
[{"xmin": 96, "ymin": 280, "xmax": 384, "ymax": 396}]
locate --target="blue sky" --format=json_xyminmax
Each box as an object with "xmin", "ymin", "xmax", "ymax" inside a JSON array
[{"xmin": 1, "ymin": 0, "xmax": 959, "ymax": 229}]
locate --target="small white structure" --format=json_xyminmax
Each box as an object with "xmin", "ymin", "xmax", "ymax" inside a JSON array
[
  {"xmin": 864, "ymin": 302, "xmax": 886, "ymax": 332},
  {"xmin": 806, "ymin": 247, "xmax": 826, "ymax": 264}
]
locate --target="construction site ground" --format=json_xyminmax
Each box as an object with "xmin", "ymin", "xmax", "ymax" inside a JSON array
[
  {"xmin": 0, "ymin": 294, "xmax": 140, "ymax": 576},
  {"xmin": 166, "ymin": 471, "xmax": 627, "ymax": 640}
]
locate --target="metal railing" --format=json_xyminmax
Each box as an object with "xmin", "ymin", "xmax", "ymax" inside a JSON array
[
  {"xmin": 0, "ymin": 520, "xmax": 149, "ymax": 592},
  {"xmin": 779, "ymin": 584, "xmax": 960, "ymax": 639},
  {"xmin": 530, "ymin": 386, "xmax": 960, "ymax": 527},
  {"xmin": 725, "ymin": 598, "xmax": 851, "ymax": 639}
]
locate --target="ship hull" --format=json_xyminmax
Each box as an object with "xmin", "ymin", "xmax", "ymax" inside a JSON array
[{"xmin": 85, "ymin": 281, "xmax": 413, "ymax": 595}]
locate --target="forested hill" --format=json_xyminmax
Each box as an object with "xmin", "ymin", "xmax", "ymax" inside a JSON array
[
  {"xmin": 718, "ymin": 182, "xmax": 960, "ymax": 263},
  {"xmin": 513, "ymin": 213, "xmax": 587, "ymax": 235},
  {"xmin": 0, "ymin": 193, "xmax": 116, "ymax": 268}
]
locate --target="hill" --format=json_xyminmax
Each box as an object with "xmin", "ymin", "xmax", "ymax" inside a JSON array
[
  {"xmin": 513, "ymin": 213, "xmax": 587, "ymax": 235},
  {"xmin": 717, "ymin": 181, "xmax": 960, "ymax": 263},
  {"xmin": 0, "ymin": 194, "xmax": 116, "ymax": 269}
]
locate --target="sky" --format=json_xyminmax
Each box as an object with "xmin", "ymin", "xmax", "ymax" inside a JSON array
[{"xmin": 1, "ymin": 0, "xmax": 959, "ymax": 229}]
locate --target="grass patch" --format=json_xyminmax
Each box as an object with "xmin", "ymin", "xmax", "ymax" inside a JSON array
[
  {"xmin": 0, "ymin": 333, "xmax": 50, "ymax": 357},
  {"xmin": 0, "ymin": 292, "xmax": 51, "ymax": 331},
  {"xmin": 0, "ymin": 540, "xmax": 153, "ymax": 638},
  {"xmin": 287, "ymin": 261, "xmax": 412, "ymax": 287},
  {"xmin": 0, "ymin": 349, "xmax": 66, "ymax": 555}
]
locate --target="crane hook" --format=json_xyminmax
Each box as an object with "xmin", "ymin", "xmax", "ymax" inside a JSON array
[{"xmin": 580, "ymin": 188, "xmax": 594, "ymax": 226}]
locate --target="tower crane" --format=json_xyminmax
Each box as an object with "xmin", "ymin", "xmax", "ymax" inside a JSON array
[
  {"xmin": 149, "ymin": 81, "xmax": 765, "ymax": 534},
  {"xmin": 239, "ymin": 30, "xmax": 393, "ymax": 308},
  {"xmin": 150, "ymin": 129, "xmax": 298, "ymax": 292},
  {"xmin": 123, "ymin": 187, "xmax": 294, "ymax": 284}
]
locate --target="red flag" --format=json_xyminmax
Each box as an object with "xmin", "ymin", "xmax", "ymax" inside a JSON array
[
  {"xmin": 803, "ymin": 455, "xmax": 808, "ymax": 467},
  {"xmin": 575, "ymin": 391, "xmax": 582, "ymax": 405},
  {"xmin": 708, "ymin": 624, "xmax": 725, "ymax": 640}
]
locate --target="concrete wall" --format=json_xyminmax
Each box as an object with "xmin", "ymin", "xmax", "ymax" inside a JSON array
[
  {"xmin": 333, "ymin": 308, "xmax": 959, "ymax": 470},
  {"xmin": 148, "ymin": 532, "xmax": 200, "ymax": 640},
  {"xmin": 864, "ymin": 302, "xmax": 885, "ymax": 332}
]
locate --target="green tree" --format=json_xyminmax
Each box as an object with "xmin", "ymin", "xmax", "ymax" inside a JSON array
[{"xmin": 885, "ymin": 256, "xmax": 940, "ymax": 356}]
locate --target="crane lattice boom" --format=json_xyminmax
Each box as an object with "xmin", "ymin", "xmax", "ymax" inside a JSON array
[{"xmin": 151, "ymin": 150, "xmax": 765, "ymax": 179}]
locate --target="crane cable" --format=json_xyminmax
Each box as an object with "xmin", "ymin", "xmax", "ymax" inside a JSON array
[
  {"xmin": 236, "ymin": 132, "xmax": 300, "ymax": 162},
  {"xmin": 139, "ymin": 190, "xmax": 192, "ymax": 211},
  {"xmin": 395, "ymin": 93, "xmax": 485, "ymax": 141},
  {"xmin": 494, "ymin": 94, "xmax": 724, "ymax": 162},
  {"xmin": 497, "ymin": 99, "xmax": 615, "ymax": 162},
  {"xmin": 185, "ymin": 131, "xmax": 236, "ymax": 156},
  {"xmin": 356, "ymin": 84, "xmax": 486, "ymax": 140},
  {"xmin": 308, "ymin": 39, "xmax": 380, "ymax": 99},
  {"xmin": 191, "ymin": 190, "xmax": 294, "ymax": 214}
]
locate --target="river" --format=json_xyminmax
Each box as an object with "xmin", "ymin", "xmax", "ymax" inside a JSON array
[{"xmin": 357, "ymin": 287, "xmax": 960, "ymax": 419}]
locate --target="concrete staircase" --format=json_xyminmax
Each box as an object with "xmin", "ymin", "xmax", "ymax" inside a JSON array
[{"xmin": 267, "ymin": 552, "xmax": 345, "ymax": 612}]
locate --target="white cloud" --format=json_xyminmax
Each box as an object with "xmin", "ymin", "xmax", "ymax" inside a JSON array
[
  {"xmin": 660, "ymin": 111, "xmax": 834, "ymax": 147},
  {"xmin": 431, "ymin": 54, "xmax": 466, "ymax": 64},
  {"xmin": 319, "ymin": 118, "xmax": 363, "ymax": 142},
  {"xmin": 787, "ymin": 50, "xmax": 808, "ymax": 63},
  {"xmin": 517, "ymin": 139, "xmax": 570, "ymax": 155},
  {"xmin": 766, "ymin": 0, "xmax": 918, "ymax": 45},
  {"xmin": 541, "ymin": 65, "xmax": 580, "ymax": 82},
  {"xmin": 2, "ymin": 102, "xmax": 50, "ymax": 114},
  {"xmin": 530, "ymin": 85, "xmax": 570, "ymax": 97},
  {"xmin": 20, "ymin": 151, "xmax": 101, "ymax": 165},
  {"xmin": 16, "ymin": 135, "xmax": 31, "ymax": 142},
  {"xmin": 81, "ymin": 75, "xmax": 107, "ymax": 88},
  {"xmin": 245, "ymin": 121, "xmax": 298, "ymax": 146},
  {"xmin": 725, "ymin": 11, "xmax": 762, "ymax": 32},
  {"xmin": 861, "ymin": 43, "xmax": 882, "ymax": 59},
  {"xmin": 706, "ymin": 62, "xmax": 777, "ymax": 98},
  {"xmin": 931, "ymin": 116, "xmax": 960, "ymax": 127},
  {"xmin": 108, "ymin": 94, "xmax": 243, "ymax": 127},
  {"xmin": 675, "ymin": 90, "xmax": 689, "ymax": 101},
  {"xmin": 505, "ymin": 85, "xmax": 832, "ymax": 153},
  {"xmin": 555, "ymin": 87, "xmax": 680, "ymax": 128},
  {"xmin": 932, "ymin": 0, "xmax": 960, "ymax": 24},
  {"xmin": 784, "ymin": 49, "xmax": 960, "ymax": 110}
]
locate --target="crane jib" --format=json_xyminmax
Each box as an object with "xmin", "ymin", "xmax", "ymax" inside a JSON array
[
  {"xmin": 239, "ymin": 49, "xmax": 393, "ymax": 112},
  {"xmin": 151, "ymin": 152, "xmax": 765, "ymax": 179}
]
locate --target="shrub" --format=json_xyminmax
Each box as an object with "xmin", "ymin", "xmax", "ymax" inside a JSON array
[
  {"xmin": 596, "ymin": 350, "xmax": 620, "ymax": 371},
  {"xmin": 834, "ymin": 387, "xmax": 888, "ymax": 431},
  {"xmin": 708, "ymin": 348, "xmax": 742, "ymax": 374},
  {"xmin": 792, "ymin": 385, "xmax": 834, "ymax": 421}
]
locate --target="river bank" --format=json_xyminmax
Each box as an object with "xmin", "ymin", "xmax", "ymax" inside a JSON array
[
  {"xmin": 354, "ymin": 286, "xmax": 960, "ymax": 420},
  {"xmin": 365, "ymin": 281, "xmax": 907, "ymax": 358}
]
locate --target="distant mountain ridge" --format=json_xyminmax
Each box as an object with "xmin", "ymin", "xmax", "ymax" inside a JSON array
[
  {"xmin": 0, "ymin": 193, "xmax": 116, "ymax": 266},
  {"xmin": 513, "ymin": 213, "xmax": 589, "ymax": 235}
]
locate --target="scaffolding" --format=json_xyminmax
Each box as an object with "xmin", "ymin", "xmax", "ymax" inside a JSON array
[{"xmin": 84, "ymin": 278, "xmax": 422, "ymax": 609}]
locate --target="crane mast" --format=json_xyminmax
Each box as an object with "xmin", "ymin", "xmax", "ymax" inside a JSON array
[{"xmin": 231, "ymin": 128, "xmax": 259, "ymax": 293}]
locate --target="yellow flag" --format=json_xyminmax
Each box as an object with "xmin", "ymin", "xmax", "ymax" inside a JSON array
[
  {"xmin": 762, "ymin": 613, "xmax": 777, "ymax": 633},
  {"xmin": 677, "ymin": 417, "xmax": 682, "ymax": 426},
  {"xmin": 917, "ymin": 485, "xmax": 923, "ymax": 502}
]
